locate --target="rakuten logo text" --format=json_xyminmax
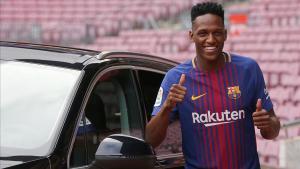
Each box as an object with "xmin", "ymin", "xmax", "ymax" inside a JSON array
[{"xmin": 192, "ymin": 110, "xmax": 245, "ymax": 127}]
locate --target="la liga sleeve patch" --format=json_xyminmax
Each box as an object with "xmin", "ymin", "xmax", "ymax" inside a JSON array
[{"xmin": 154, "ymin": 87, "xmax": 163, "ymax": 107}]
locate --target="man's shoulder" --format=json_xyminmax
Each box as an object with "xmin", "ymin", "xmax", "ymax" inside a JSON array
[
  {"xmin": 230, "ymin": 53, "xmax": 258, "ymax": 68},
  {"xmin": 162, "ymin": 59, "xmax": 193, "ymax": 85},
  {"xmin": 168, "ymin": 59, "xmax": 193, "ymax": 74}
]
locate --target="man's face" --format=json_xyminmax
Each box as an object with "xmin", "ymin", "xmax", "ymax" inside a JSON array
[{"xmin": 189, "ymin": 13, "xmax": 227, "ymax": 61}]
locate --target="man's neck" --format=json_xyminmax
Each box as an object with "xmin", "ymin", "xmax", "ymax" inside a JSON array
[{"xmin": 195, "ymin": 53, "xmax": 225, "ymax": 71}]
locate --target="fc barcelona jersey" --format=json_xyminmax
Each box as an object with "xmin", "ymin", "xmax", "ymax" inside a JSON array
[{"xmin": 152, "ymin": 53, "xmax": 273, "ymax": 169}]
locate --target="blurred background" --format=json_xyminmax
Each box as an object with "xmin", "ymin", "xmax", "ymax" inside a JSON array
[{"xmin": 0, "ymin": 0, "xmax": 299, "ymax": 168}]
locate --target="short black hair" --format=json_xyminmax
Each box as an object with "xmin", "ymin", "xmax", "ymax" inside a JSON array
[{"xmin": 191, "ymin": 2, "xmax": 224, "ymax": 24}]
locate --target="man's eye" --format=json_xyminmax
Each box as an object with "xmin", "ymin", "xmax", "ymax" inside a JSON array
[
  {"xmin": 197, "ymin": 32, "xmax": 207, "ymax": 37},
  {"xmin": 214, "ymin": 32, "xmax": 223, "ymax": 36}
]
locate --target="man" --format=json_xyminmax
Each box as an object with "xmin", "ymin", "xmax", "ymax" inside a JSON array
[{"xmin": 146, "ymin": 2, "xmax": 280, "ymax": 169}]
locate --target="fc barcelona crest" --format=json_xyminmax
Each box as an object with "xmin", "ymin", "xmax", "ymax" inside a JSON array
[{"xmin": 227, "ymin": 86, "xmax": 241, "ymax": 99}]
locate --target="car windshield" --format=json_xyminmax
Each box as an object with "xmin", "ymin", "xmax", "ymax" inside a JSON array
[{"xmin": 0, "ymin": 60, "xmax": 81, "ymax": 157}]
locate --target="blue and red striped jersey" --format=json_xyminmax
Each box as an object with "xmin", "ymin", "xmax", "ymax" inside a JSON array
[{"xmin": 152, "ymin": 53, "xmax": 273, "ymax": 169}]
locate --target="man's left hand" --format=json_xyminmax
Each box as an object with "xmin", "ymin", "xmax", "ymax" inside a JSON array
[
  {"xmin": 252, "ymin": 99, "xmax": 272, "ymax": 129},
  {"xmin": 252, "ymin": 99, "xmax": 280, "ymax": 139}
]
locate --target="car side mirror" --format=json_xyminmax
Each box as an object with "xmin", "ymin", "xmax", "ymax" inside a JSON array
[{"xmin": 90, "ymin": 134, "xmax": 156, "ymax": 169}]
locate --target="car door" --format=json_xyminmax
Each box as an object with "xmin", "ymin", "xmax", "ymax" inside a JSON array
[
  {"xmin": 98, "ymin": 54, "xmax": 185, "ymax": 169},
  {"xmin": 68, "ymin": 53, "xmax": 184, "ymax": 169},
  {"xmin": 68, "ymin": 61, "xmax": 145, "ymax": 168},
  {"xmin": 135, "ymin": 68, "xmax": 185, "ymax": 169}
]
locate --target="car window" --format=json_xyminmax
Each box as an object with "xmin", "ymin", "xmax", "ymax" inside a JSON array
[
  {"xmin": 70, "ymin": 69, "xmax": 143, "ymax": 168},
  {"xmin": 0, "ymin": 60, "xmax": 81, "ymax": 157},
  {"xmin": 137, "ymin": 70, "xmax": 183, "ymax": 156}
]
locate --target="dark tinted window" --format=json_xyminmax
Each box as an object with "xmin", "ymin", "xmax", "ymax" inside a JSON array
[
  {"xmin": 70, "ymin": 69, "xmax": 143, "ymax": 167},
  {"xmin": 69, "ymin": 116, "xmax": 87, "ymax": 168},
  {"xmin": 138, "ymin": 70, "xmax": 183, "ymax": 156},
  {"xmin": 137, "ymin": 70, "xmax": 165, "ymax": 120}
]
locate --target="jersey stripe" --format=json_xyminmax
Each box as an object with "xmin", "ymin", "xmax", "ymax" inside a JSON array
[
  {"xmin": 207, "ymin": 71, "xmax": 218, "ymax": 167},
  {"xmin": 211, "ymin": 70, "xmax": 226, "ymax": 168},
  {"xmin": 231, "ymin": 63, "xmax": 242, "ymax": 169},
  {"xmin": 233, "ymin": 64, "xmax": 243, "ymax": 168},
  {"xmin": 226, "ymin": 64, "xmax": 236, "ymax": 169},
  {"xmin": 233, "ymin": 64, "xmax": 246, "ymax": 167},
  {"xmin": 224, "ymin": 54, "xmax": 236, "ymax": 169},
  {"xmin": 224, "ymin": 63, "xmax": 237, "ymax": 169},
  {"xmin": 191, "ymin": 70, "xmax": 202, "ymax": 166},
  {"xmin": 216, "ymin": 67, "xmax": 233, "ymax": 169},
  {"xmin": 198, "ymin": 73, "xmax": 212, "ymax": 165},
  {"xmin": 203, "ymin": 72, "xmax": 214, "ymax": 167},
  {"xmin": 230, "ymin": 64, "xmax": 240, "ymax": 169},
  {"xmin": 198, "ymin": 73, "xmax": 210, "ymax": 165}
]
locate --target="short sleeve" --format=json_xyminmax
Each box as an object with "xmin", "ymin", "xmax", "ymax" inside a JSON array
[
  {"xmin": 151, "ymin": 70, "xmax": 179, "ymax": 121},
  {"xmin": 254, "ymin": 61, "xmax": 273, "ymax": 111}
]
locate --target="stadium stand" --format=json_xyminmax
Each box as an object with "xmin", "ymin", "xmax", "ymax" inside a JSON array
[
  {"xmin": 0, "ymin": 0, "xmax": 194, "ymax": 44},
  {"xmin": 0, "ymin": 0, "xmax": 299, "ymax": 168}
]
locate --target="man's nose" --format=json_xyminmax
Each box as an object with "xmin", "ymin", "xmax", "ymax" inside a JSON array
[{"xmin": 206, "ymin": 33, "xmax": 216, "ymax": 43}]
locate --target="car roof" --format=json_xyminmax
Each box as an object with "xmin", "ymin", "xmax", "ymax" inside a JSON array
[
  {"xmin": 0, "ymin": 41, "xmax": 99, "ymax": 69},
  {"xmin": 0, "ymin": 41, "xmax": 178, "ymax": 69}
]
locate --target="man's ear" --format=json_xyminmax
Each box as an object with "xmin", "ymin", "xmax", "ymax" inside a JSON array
[
  {"xmin": 189, "ymin": 30, "xmax": 194, "ymax": 42},
  {"xmin": 224, "ymin": 29, "xmax": 228, "ymax": 41}
]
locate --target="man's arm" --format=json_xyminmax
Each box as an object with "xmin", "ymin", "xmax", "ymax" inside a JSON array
[
  {"xmin": 146, "ymin": 74, "xmax": 186, "ymax": 148},
  {"xmin": 145, "ymin": 103, "xmax": 174, "ymax": 148},
  {"xmin": 252, "ymin": 99, "xmax": 280, "ymax": 139}
]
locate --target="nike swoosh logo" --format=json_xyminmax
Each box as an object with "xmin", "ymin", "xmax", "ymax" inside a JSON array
[{"xmin": 191, "ymin": 93, "xmax": 206, "ymax": 101}]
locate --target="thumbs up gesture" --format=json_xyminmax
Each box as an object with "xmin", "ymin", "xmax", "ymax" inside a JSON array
[
  {"xmin": 252, "ymin": 99, "xmax": 272, "ymax": 130},
  {"xmin": 164, "ymin": 74, "xmax": 187, "ymax": 110}
]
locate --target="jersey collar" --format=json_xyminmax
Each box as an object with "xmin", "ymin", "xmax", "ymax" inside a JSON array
[{"xmin": 192, "ymin": 52, "xmax": 231, "ymax": 69}]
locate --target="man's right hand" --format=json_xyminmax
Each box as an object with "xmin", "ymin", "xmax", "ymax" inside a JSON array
[
  {"xmin": 146, "ymin": 74, "xmax": 187, "ymax": 148},
  {"xmin": 163, "ymin": 74, "xmax": 187, "ymax": 110}
]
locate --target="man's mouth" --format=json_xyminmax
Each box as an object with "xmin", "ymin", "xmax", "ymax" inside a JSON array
[{"xmin": 204, "ymin": 46, "xmax": 217, "ymax": 52}]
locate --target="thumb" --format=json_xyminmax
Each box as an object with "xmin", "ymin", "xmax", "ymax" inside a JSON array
[
  {"xmin": 256, "ymin": 99, "xmax": 262, "ymax": 112},
  {"xmin": 178, "ymin": 74, "xmax": 186, "ymax": 86}
]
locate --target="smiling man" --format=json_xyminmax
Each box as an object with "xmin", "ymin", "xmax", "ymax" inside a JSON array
[{"xmin": 146, "ymin": 2, "xmax": 280, "ymax": 169}]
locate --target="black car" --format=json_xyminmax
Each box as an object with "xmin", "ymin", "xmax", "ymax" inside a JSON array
[{"xmin": 0, "ymin": 41, "xmax": 185, "ymax": 169}]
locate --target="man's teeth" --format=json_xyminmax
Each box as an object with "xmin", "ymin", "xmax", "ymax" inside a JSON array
[
  {"xmin": 205, "ymin": 47, "xmax": 216, "ymax": 50},
  {"xmin": 206, "ymin": 46, "xmax": 216, "ymax": 49}
]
